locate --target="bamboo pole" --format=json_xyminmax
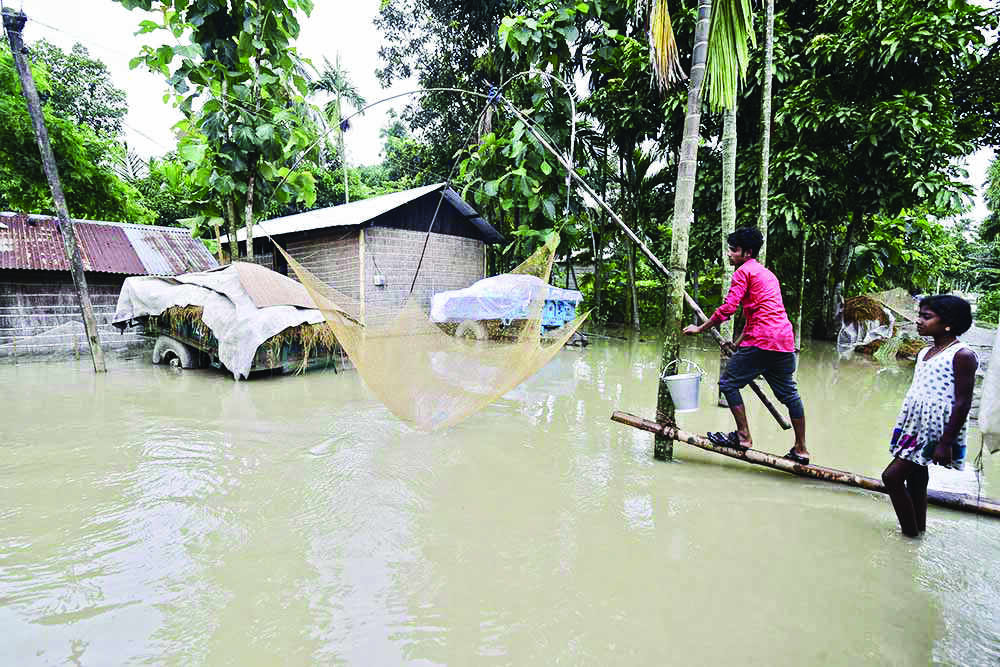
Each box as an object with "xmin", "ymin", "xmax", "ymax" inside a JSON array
[
  {"xmin": 611, "ymin": 410, "xmax": 1000, "ymax": 519},
  {"xmin": 497, "ymin": 94, "xmax": 791, "ymax": 431}
]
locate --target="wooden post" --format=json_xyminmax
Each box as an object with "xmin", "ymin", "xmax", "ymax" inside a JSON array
[
  {"xmin": 611, "ymin": 410, "xmax": 1000, "ymax": 519},
  {"xmin": 3, "ymin": 9, "xmax": 106, "ymax": 372}
]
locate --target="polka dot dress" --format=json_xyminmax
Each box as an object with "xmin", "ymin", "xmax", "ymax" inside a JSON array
[{"xmin": 889, "ymin": 341, "xmax": 977, "ymax": 470}]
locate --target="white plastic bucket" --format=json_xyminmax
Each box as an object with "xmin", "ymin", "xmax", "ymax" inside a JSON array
[{"xmin": 661, "ymin": 359, "xmax": 705, "ymax": 413}]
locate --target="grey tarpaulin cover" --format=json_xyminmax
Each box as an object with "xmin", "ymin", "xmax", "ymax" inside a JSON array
[{"xmin": 113, "ymin": 263, "xmax": 331, "ymax": 379}]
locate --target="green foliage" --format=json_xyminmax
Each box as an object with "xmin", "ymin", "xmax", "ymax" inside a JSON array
[
  {"xmin": 976, "ymin": 289, "xmax": 1000, "ymax": 325},
  {"xmin": 133, "ymin": 155, "xmax": 202, "ymax": 226},
  {"xmin": 372, "ymin": 0, "xmax": 996, "ymax": 334},
  {"xmin": 848, "ymin": 210, "xmax": 963, "ymax": 294},
  {"xmin": 982, "ymin": 155, "xmax": 1000, "ymax": 243},
  {"xmin": 378, "ymin": 116, "xmax": 435, "ymax": 187},
  {"xmin": 28, "ymin": 40, "xmax": 127, "ymax": 138},
  {"xmin": 703, "ymin": 0, "xmax": 756, "ymax": 111},
  {"xmin": 116, "ymin": 0, "xmax": 320, "ymax": 250},
  {"xmin": 376, "ymin": 0, "xmax": 523, "ymax": 172},
  {"xmin": 311, "ymin": 55, "xmax": 366, "ymax": 127},
  {"xmin": 0, "ymin": 44, "xmax": 153, "ymax": 222}
]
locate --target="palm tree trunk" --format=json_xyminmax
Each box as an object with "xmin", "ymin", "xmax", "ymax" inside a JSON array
[
  {"xmin": 628, "ymin": 239, "xmax": 640, "ymax": 332},
  {"xmin": 757, "ymin": 0, "xmax": 775, "ymax": 266},
  {"xmin": 244, "ymin": 167, "xmax": 256, "ymax": 263},
  {"xmin": 796, "ymin": 228, "xmax": 808, "ymax": 349},
  {"xmin": 655, "ymin": 0, "xmax": 712, "ymax": 461},
  {"xmin": 339, "ymin": 89, "xmax": 349, "ymax": 204},
  {"xmin": 226, "ymin": 197, "xmax": 239, "ymax": 262},
  {"xmin": 718, "ymin": 104, "xmax": 737, "ymax": 406}
]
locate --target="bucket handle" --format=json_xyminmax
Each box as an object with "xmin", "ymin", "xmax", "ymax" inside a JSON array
[{"xmin": 661, "ymin": 358, "xmax": 705, "ymax": 379}]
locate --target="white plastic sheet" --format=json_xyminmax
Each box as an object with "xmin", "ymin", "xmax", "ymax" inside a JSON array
[
  {"xmin": 977, "ymin": 324, "xmax": 1000, "ymax": 454},
  {"xmin": 836, "ymin": 308, "xmax": 895, "ymax": 354},
  {"xmin": 113, "ymin": 265, "xmax": 325, "ymax": 380},
  {"xmin": 429, "ymin": 274, "xmax": 582, "ymax": 323}
]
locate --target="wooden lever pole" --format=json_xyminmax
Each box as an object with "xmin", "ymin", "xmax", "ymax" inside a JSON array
[
  {"xmin": 611, "ymin": 411, "xmax": 1000, "ymax": 518},
  {"xmin": 498, "ymin": 96, "xmax": 791, "ymax": 429}
]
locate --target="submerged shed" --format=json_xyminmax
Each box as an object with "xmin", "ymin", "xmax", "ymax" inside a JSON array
[
  {"xmin": 224, "ymin": 183, "xmax": 503, "ymax": 315},
  {"xmin": 0, "ymin": 213, "xmax": 217, "ymax": 359}
]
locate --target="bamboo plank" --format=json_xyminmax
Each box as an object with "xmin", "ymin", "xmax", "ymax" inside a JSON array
[{"xmin": 611, "ymin": 410, "xmax": 1000, "ymax": 519}]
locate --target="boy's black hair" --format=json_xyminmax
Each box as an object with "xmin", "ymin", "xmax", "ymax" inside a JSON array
[
  {"xmin": 919, "ymin": 294, "xmax": 972, "ymax": 336},
  {"xmin": 726, "ymin": 227, "xmax": 764, "ymax": 257}
]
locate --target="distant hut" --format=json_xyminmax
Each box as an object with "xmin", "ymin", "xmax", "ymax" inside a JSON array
[
  {"xmin": 0, "ymin": 213, "xmax": 217, "ymax": 359},
  {"xmin": 224, "ymin": 183, "xmax": 503, "ymax": 316}
]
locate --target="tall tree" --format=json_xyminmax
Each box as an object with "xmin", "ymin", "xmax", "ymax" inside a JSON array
[
  {"xmin": 312, "ymin": 55, "xmax": 366, "ymax": 203},
  {"xmin": 718, "ymin": 103, "xmax": 737, "ymax": 403},
  {"xmin": 117, "ymin": 0, "xmax": 319, "ymax": 260},
  {"xmin": 648, "ymin": 0, "xmax": 755, "ymax": 458},
  {"xmin": 28, "ymin": 40, "xmax": 127, "ymax": 138},
  {"xmin": 0, "ymin": 43, "xmax": 152, "ymax": 221},
  {"xmin": 768, "ymin": 0, "xmax": 995, "ymax": 337},
  {"xmin": 756, "ymin": 0, "xmax": 774, "ymax": 265},
  {"xmin": 376, "ymin": 0, "xmax": 523, "ymax": 173}
]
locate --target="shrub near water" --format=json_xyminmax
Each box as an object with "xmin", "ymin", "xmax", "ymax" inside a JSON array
[{"xmin": 977, "ymin": 290, "xmax": 1000, "ymax": 325}]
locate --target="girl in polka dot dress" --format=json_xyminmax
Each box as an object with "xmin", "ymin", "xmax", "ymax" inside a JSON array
[{"xmin": 881, "ymin": 295, "xmax": 978, "ymax": 538}]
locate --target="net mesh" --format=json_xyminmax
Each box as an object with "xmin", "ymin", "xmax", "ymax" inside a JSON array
[
  {"xmin": 866, "ymin": 287, "xmax": 918, "ymax": 323},
  {"xmin": 275, "ymin": 233, "xmax": 588, "ymax": 431}
]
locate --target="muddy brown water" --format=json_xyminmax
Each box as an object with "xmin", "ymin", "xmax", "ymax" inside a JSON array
[{"xmin": 1, "ymin": 338, "xmax": 998, "ymax": 665}]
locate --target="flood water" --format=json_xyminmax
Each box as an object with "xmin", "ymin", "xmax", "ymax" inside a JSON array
[{"xmin": 1, "ymin": 336, "xmax": 998, "ymax": 665}]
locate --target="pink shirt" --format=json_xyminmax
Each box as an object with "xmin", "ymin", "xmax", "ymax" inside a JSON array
[{"xmin": 706, "ymin": 258, "xmax": 795, "ymax": 352}]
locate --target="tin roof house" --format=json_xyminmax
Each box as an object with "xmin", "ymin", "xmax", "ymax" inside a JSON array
[
  {"xmin": 225, "ymin": 183, "xmax": 503, "ymax": 316},
  {"xmin": 0, "ymin": 212, "xmax": 217, "ymax": 359}
]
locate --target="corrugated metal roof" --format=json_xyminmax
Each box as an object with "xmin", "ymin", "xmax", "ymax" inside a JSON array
[
  {"xmin": 123, "ymin": 225, "xmax": 216, "ymax": 275},
  {"xmin": 223, "ymin": 183, "xmax": 502, "ymax": 244},
  {"xmin": 0, "ymin": 213, "xmax": 218, "ymax": 275}
]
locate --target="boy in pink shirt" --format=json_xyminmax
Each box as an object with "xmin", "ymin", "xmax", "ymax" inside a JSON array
[{"xmin": 683, "ymin": 228, "xmax": 810, "ymax": 464}]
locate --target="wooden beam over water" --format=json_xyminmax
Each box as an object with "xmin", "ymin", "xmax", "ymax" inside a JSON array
[{"xmin": 611, "ymin": 410, "xmax": 1000, "ymax": 519}]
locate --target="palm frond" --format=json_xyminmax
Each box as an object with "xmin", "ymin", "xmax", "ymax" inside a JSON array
[
  {"xmin": 648, "ymin": 0, "xmax": 686, "ymax": 90},
  {"xmin": 704, "ymin": 0, "xmax": 757, "ymax": 111}
]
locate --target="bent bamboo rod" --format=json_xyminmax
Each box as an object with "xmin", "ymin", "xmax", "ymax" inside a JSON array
[
  {"xmin": 497, "ymin": 95, "xmax": 791, "ymax": 430},
  {"xmin": 611, "ymin": 410, "xmax": 1000, "ymax": 519}
]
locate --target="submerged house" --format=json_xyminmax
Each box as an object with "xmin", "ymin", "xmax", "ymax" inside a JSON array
[
  {"xmin": 224, "ymin": 183, "xmax": 503, "ymax": 317},
  {"xmin": 0, "ymin": 213, "xmax": 217, "ymax": 359}
]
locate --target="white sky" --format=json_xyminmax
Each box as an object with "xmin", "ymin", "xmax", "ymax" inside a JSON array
[{"xmin": 9, "ymin": 0, "xmax": 995, "ymax": 221}]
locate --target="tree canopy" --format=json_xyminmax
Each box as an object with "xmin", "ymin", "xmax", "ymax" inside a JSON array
[{"xmin": 0, "ymin": 42, "xmax": 152, "ymax": 222}]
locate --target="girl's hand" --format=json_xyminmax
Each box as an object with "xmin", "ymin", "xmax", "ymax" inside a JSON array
[
  {"xmin": 682, "ymin": 324, "xmax": 702, "ymax": 336},
  {"xmin": 932, "ymin": 441, "xmax": 953, "ymax": 466}
]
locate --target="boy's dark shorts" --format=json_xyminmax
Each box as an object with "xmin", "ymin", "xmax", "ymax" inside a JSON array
[{"xmin": 719, "ymin": 346, "xmax": 804, "ymax": 418}]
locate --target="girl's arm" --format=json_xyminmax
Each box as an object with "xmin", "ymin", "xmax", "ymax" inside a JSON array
[{"xmin": 933, "ymin": 348, "xmax": 978, "ymax": 464}]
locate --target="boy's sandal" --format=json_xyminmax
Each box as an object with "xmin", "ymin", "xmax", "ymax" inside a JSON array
[
  {"xmin": 783, "ymin": 448, "xmax": 810, "ymax": 465},
  {"xmin": 707, "ymin": 431, "xmax": 749, "ymax": 450}
]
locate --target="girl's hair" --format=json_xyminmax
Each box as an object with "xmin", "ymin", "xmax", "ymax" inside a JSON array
[
  {"xmin": 919, "ymin": 294, "xmax": 972, "ymax": 335},
  {"xmin": 726, "ymin": 227, "xmax": 764, "ymax": 257}
]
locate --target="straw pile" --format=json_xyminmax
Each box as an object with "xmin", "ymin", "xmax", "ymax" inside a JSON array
[
  {"xmin": 844, "ymin": 296, "xmax": 890, "ymax": 325},
  {"xmin": 856, "ymin": 332, "xmax": 926, "ymax": 360},
  {"xmin": 266, "ymin": 322, "xmax": 340, "ymax": 373},
  {"xmin": 161, "ymin": 305, "xmax": 211, "ymax": 338}
]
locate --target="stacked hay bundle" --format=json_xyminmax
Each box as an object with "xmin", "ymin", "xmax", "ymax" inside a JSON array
[{"xmin": 845, "ymin": 296, "xmax": 925, "ymax": 360}]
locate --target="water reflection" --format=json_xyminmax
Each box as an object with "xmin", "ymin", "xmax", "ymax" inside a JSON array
[{"xmin": 0, "ymin": 338, "xmax": 997, "ymax": 664}]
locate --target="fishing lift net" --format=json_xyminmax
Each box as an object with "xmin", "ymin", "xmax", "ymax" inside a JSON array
[{"xmin": 274, "ymin": 233, "xmax": 588, "ymax": 431}]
